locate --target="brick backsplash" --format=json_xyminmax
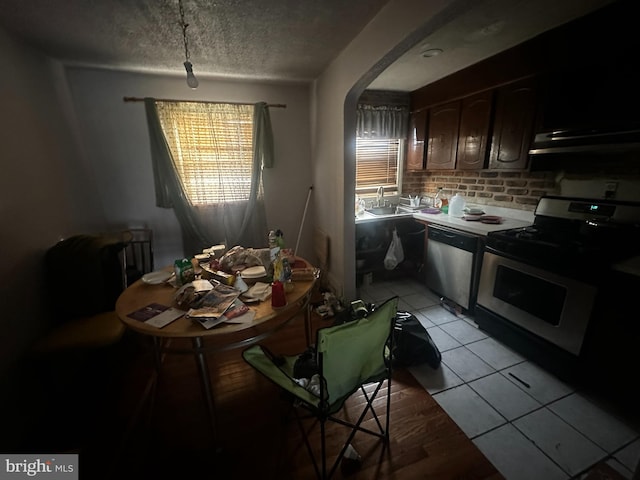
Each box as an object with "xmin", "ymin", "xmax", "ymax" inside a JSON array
[{"xmin": 403, "ymin": 170, "xmax": 560, "ymax": 211}]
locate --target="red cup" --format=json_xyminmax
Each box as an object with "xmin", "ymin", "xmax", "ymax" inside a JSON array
[{"xmin": 271, "ymin": 281, "xmax": 287, "ymax": 308}]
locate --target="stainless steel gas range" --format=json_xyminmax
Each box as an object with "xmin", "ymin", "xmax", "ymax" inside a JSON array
[{"xmin": 475, "ymin": 196, "xmax": 640, "ymax": 390}]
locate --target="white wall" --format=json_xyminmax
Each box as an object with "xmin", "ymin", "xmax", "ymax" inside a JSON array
[
  {"xmin": 0, "ymin": 36, "xmax": 314, "ymax": 375},
  {"xmin": 559, "ymin": 177, "xmax": 640, "ymax": 201},
  {"xmin": 65, "ymin": 68, "xmax": 314, "ymax": 268},
  {"xmin": 0, "ymin": 28, "xmax": 104, "ymax": 374},
  {"xmin": 312, "ymin": 0, "xmax": 473, "ymax": 299}
]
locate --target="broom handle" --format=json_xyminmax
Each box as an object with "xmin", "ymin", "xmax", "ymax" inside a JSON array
[{"xmin": 294, "ymin": 185, "xmax": 313, "ymax": 257}]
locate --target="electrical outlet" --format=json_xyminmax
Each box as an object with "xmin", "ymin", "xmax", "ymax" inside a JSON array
[{"xmin": 603, "ymin": 182, "xmax": 618, "ymax": 199}]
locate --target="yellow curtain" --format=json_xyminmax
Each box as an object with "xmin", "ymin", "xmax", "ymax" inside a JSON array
[{"xmin": 144, "ymin": 99, "xmax": 270, "ymax": 254}]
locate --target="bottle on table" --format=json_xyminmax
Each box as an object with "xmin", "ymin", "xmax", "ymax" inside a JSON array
[
  {"xmin": 449, "ymin": 192, "xmax": 466, "ymax": 217},
  {"xmin": 434, "ymin": 187, "xmax": 448, "ymax": 212},
  {"xmin": 268, "ymin": 230, "xmax": 277, "ymax": 248}
]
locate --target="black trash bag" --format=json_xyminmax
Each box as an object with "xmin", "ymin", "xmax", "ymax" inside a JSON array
[
  {"xmin": 293, "ymin": 345, "xmax": 318, "ymax": 379},
  {"xmin": 392, "ymin": 311, "xmax": 442, "ymax": 369}
]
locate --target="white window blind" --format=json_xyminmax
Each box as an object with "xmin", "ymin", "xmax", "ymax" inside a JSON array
[
  {"xmin": 355, "ymin": 138, "xmax": 401, "ymax": 194},
  {"xmin": 155, "ymin": 101, "xmax": 255, "ymax": 206}
]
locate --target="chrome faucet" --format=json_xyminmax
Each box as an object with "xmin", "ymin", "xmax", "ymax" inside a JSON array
[{"xmin": 376, "ymin": 186, "xmax": 384, "ymax": 207}]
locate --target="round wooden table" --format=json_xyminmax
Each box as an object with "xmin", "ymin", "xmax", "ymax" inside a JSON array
[{"xmin": 115, "ymin": 258, "xmax": 319, "ymax": 446}]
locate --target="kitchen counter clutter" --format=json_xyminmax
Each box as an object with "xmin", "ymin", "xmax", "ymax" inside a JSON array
[
  {"xmin": 356, "ymin": 204, "xmax": 533, "ymax": 236},
  {"xmin": 413, "ymin": 210, "xmax": 532, "ymax": 235}
]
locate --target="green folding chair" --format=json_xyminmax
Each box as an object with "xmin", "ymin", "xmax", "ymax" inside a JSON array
[{"xmin": 242, "ymin": 296, "xmax": 398, "ymax": 479}]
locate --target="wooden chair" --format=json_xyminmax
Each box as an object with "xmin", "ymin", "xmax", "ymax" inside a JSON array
[
  {"xmin": 121, "ymin": 228, "xmax": 154, "ymax": 287},
  {"xmin": 29, "ymin": 234, "xmax": 130, "ymax": 450},
  {"xmin": 34, "ymin": 234, "xmax": 129, "ymax": 353}
]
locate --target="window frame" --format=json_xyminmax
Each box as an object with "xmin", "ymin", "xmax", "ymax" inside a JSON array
[
  {"xmin": 355, "ymin": 137, "xmax": 405, "ymax": 196},
  {"xmin": 155, "ymin": 101, "xmax": 256, "ymax": 206}
]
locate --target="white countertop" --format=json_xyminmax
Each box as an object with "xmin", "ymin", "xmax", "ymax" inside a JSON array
[
  {"xmin": 355, "ymin": 211, "xmax": 413, "ymax": 224},
  {"xmin": 412, "ymin": 212, "xmax": 532, "ymax": 235},
  {"xmin": 356, "ymin": 205, "xmax": 534, "ymax": 236}
]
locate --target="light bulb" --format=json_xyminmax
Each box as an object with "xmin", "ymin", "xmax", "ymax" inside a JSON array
[
  {"xmin": 186, "ymin": 71, "xmax": 199, "ymax": 89},
  {"xmin": 183, "ymin": 61, "xmax": 199, "ymax": 89}
]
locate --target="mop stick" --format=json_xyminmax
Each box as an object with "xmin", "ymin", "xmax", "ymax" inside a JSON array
[{"xmin": 294, "ymin": 185, "xmax": 313, "ymax": 258}]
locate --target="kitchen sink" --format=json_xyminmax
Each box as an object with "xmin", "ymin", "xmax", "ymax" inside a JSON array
[{"xmin": 365, "ymin": 206, "xmax": 397, "ymax": 216}]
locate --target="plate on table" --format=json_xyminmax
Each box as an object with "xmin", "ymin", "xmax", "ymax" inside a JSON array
[
  {"xmin": 420, "ymin": 207, "xmax": 441, "ymax": 214},
  {"xmin": 194, "ymin": 253, "xmax": 210, "ymax": 264},
  {"xmin": 241, "ymin": 265, "xmax": 267, "ymax": 279},
  {"xmin": 480, "ymin": 215, "xmax": 503, "ymax": 224},
  {"xmin": 463, "ymin": 207, "xmax": 485, "ymax": 215},
  {"xmin": 142, "ymin": 270, "xmax": 173, "ymax": 285}
]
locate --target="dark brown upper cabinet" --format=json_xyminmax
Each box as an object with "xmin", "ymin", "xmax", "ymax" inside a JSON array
[
  {"xmin": 456, "ymin": 91, "xmax": 493, "ymax": 170},
  {"xmin": 406, "ymin": 109, "xmax": 427, "ymax": 171},
  {"xmin": 426, "ymin": 101, "xmax": 460, "ymax": 170},
  {"xmin": 489, "ymin": 77, "xmax": 537, "ymax": 170}
]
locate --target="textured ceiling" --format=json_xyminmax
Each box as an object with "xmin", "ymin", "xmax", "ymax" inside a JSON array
[
  {"xmin": 0, "ymin": 0, "xmax": 388, "ymax": 82},
  {"xmin": 368, "ymin": 0, "xmax": 615, "ymax": 91},
  {"xmin": 0, "ymin": 0, "xmax": 617, "ymax": 91}
]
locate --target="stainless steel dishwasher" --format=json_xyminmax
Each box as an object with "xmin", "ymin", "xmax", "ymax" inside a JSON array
[{"xmin": 425, "ymin": 224, "xmax": 480, "ymax": 311}]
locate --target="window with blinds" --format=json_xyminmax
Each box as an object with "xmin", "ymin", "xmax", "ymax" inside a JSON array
[
  {"xmin": 155, "ymin": 101, "xmax": 255, "ymax": 206},
  {"xmin": 355, "ymin": 138, "xmax": 402, "ymax": 195}
]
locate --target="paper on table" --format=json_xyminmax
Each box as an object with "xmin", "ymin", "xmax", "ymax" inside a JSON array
[
  {"xmin": 194, "ymin": 299, "xmax": 255, "ymax": 329},
  {"xmin": 192, "ymin": 279, "xmax": 214, "ymax": 292},
  {"xmin": 145, "ymin": 308, "xmax": 185, "ymax": 328},
  {"xmin": 128, "ymin": 303, "xmax": 168, "ymax": 321},
  {"xmin": 197, "ymin": 309, "xmax": 256, "ymax": 329},
  {"xmin": 127, "ymin": 303, "xmax": 184, "ymax": 328},
  {"xmin": 223, "ymin": 309, "xmax": 256, "ymax": 325},
  {"xmin": 196, "ymin": 316, "xmax": 229, "ymax": 329},
  {"xmin": 242, "ymin": 282, "xmax": 272, "ymax": 302},
  {"xmin": 186, "ymin": 283, "xmax": 240, "ymax": 320}
]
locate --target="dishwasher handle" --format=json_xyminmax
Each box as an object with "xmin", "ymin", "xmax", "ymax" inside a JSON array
[{"xmin": 428, "ymin": 225, "xmax": 478, "ymax": 252}]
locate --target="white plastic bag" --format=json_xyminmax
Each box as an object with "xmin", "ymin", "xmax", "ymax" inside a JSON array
[{"xmin": 384, "ymin": 228, "xmax": 404, "ymax": 270}]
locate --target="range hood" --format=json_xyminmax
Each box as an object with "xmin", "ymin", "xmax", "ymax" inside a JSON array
[
  {"xmin": 529, "ymin": 128, "xmax": 640, "ymax": 155},
  {"xmin": 530, "ymin": 60, "xmax": 640, "ymax": 157}
]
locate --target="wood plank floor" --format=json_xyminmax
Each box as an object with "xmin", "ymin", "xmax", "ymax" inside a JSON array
[{"xmin": 28, "ymin": 309, "xmax": 503, "ymax": 479}]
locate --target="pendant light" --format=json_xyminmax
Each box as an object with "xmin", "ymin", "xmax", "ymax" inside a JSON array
[{"xmin": 178, "ymin": 0, "xmax": 198, "ymax": 89}]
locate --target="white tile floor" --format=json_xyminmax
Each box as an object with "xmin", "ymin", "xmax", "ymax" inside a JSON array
[{"xmin": 358, "ymin": 277, "xmax": 640, "ymax": 480}]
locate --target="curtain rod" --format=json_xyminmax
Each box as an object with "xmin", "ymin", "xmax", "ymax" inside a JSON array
[{"xmin": 123, "ymin": 96, "xmax": 286, "ymax": 108}]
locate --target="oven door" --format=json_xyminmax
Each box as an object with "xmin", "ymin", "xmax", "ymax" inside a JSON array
[{"xmin": 477, "ymin": 251, "xmax": 597, "ymax": 356}]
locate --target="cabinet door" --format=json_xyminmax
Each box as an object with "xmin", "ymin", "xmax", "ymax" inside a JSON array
[
  {"xmin": 489, "ymin": 77, "xmax": 537, "ymax": 170},
  {"xmin": 406, "ymin": 109, "xmax": 427, "ymax": 171},
  {"xmin": 426, "ymin": 101, "xmax": 460, "ymax": 170},
  {"xmin": 457, "ymin": 91, "xmax": 493, "ymax": 170}
]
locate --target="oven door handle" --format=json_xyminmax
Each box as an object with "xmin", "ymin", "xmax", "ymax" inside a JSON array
[{"xmin": 483, "ymin": 245, "xmax": 535, "ymax": 265}]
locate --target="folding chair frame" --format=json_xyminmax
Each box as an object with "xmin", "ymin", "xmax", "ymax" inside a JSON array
[
  {"xmin": 243, "ymin": 296, "xmax": 398, "ymax": 480},
  {"xmin": 307, "ymin": 357, "xmax": 392, "ymax": 480}
]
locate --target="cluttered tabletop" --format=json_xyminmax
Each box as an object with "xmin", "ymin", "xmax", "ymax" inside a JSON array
[{"xmin": 115, "ymin": 244, "xmax": 319, "ymax": 340}]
